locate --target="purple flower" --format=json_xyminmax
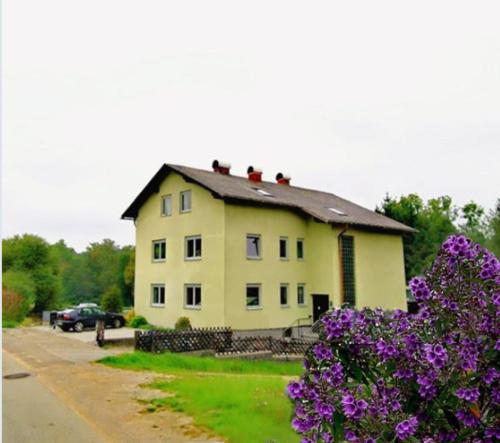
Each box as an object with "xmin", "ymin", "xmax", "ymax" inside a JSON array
[
  {"xmin": 455, "ymin": 409, "xmax": 479, "ymax": 428},
  {"xmin": 288, "ymin": 235, "xmax": 500, "ymax": 442},
  {"xmin": 291, "ymin": 416, "xmax": 316, "ymax": 433},
  {"xmin": 417, "ymin": 374, "xmax": 438, "ymax": 400},
  {"xmin": 341, "ymin": 394, "xmax": 368, "ymax": 420},
  {"xmin": 455, "ymin": 387, "xmax": 480, "ymax": 402},
  {"xmin": 314, "ymin": 401, "xmax": 334, "ymax": 420},
  {"xmin": 313, "ymin": 342, "xmax": 333, "ymax": 361},
  {"xmin": 483, "ymin": 368, "xmax": 499, "ymax": 385},
  {"xmin": 409, "ymin": 277, "xmax": 432, "ymax": 301},
  {"xmin": 287, "ymin": 380, "xmax": 305, "ymax": 400},
  {"xmin": 322, "ymin": 362, "xmax": 343, "ymax": 387},
  {"xmin": 395, "ymin": 416, "xmax": 418, "ymax": 440},
  {"xmin": 423, "ymin": 344, "xmax": 448, "ymax": 369}
]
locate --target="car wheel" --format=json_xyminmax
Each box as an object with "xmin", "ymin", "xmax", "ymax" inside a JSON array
[
  {"xmin": 74, "ymin": 321, "xmax": 84, "ymax": 332},
  {"xmin": 113, "ymin": 318, "xmax": 122, "ymax": 329}
]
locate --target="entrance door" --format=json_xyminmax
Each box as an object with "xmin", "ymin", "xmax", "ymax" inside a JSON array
[{"xmin": 312, "ymin": 294, "xmax": 329, "ymax": 323}]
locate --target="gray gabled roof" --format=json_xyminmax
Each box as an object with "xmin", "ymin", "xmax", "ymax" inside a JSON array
[{"xmin": 122, "ymin": 163, "xmax": 415, "ymax": 234}]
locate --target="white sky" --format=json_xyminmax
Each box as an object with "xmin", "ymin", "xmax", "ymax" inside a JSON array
[{"xmin": 3, "ymin": 1, "xmax": 500, "ymax": 251}]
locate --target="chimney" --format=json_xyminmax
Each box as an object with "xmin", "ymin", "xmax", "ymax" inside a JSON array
[
  {"xmin": 247, "ymin": 166, "xmax": 262, "ymax": 183},
  {"xmin": 276, "ymin": 172, "xmax": 291, "ymax": 185},
  {"xmin": 212, "ymin": 160, "xmax": 231, "ymax": 175}
]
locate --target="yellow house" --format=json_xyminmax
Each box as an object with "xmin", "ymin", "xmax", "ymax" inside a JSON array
[{"xmin": 122, "ymin": 161, "xmax": 413, "ymax": 332}]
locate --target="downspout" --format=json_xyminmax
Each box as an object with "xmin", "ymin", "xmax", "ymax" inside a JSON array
[{"xmin": 337, "ymin": 224, "xmax": 349, "ymax": 305}]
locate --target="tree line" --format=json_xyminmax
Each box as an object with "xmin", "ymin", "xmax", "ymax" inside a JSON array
[
  {"xmin": 377, "ymin": 195, "xmax": 500, "ymax": 279},
  {"xmin": 2, "ymin": 236, "xmax": 134, "ymax": 323},
  {"xmin": 2, "ymin": 194, "xmax": 499, "ymax": 325}
]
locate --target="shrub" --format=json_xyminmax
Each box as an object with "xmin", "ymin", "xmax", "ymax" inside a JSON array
[
  {"xmin": 129, "ymin": 315, "xmax": 148, "ymax": 328},
  {"xmin": 100, "ymin": 286, "xmax": 123, "ymax": 313},
  {"xmin": 288, "ymin": 234, "xmax": 500, "ymax": 442},
  {"xmin": 2, "ymin": 270, "xmax": 36, "ymax": 323},
  {"xmin": 124, "ymin": 308, "xmax": 136, "ymax": 324},
  {"xmin": 175, "ymin": 316, "xmax": 192, "ymax": 330}
]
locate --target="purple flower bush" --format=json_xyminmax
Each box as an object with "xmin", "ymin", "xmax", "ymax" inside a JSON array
[{"xmin": 288, "ymin": 235, "xmax": 500, "ymax": 442}]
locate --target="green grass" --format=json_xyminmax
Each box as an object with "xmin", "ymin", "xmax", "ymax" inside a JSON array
[
  {"xmin": 99, "ymin": 351, "xmax": 303, "ymax": 442},
  {"xmin": 2, "ymin": 319, "xmax": 19, "ymax": 328},
  {"xmin": 148, "ymin": 375, "xmax": 299, "ymax": 443},
  {"xmin": 98, "ymin": 351, "xmax": 304, "ymax": 376}
]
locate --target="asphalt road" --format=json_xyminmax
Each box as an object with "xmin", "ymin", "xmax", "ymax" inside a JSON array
[
  {"xmin": 2, "ymin": 327, "xmax": 220, "ymax": 443},
  {"xmin": 2, "ymin": 350, "xmax": 106, "ymax": 443}
]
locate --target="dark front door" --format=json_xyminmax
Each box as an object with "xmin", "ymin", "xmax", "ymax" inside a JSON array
[{"xmin": 312, "ymin": 294, "xmax": 329, "ymax": 323}]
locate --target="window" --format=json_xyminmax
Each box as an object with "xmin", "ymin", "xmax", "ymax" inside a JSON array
[
  {"xmin": 180, "ymin": 190, "xmax": 192, "ymax": 212},
  {"xmin": 185, "ymin": 235, "xmax": 202, "ymax": 260},
  {"xmin": 297, "ymin": 239, "xmax": 304, "ymax": 260},
  {"xmin": 253, "ymin": 188, "xmax": 273, "ymax": 197},
  {"xmin": 185, "ymin": 284, "xmax": 201, "ymax": 309},
  {"xmin": 328, "ymin": 207, "xmax": 347, "ymax": 216},
  {"xmin": 246, "ymin": 234, "xmax": 261, "ymax": 259},
  {"xmin": 279, "ymin": 237, "xmax": 288, "ymax": 259},
  {"xmin": 152, "ymin": 239, "xmax": 166, "ymax": 261},
  {"xmin": 297, "ymin": 284, "xmax": 306, "ymax": 306},
  {"xmin": 246, "ymin": 284, "xmax": 261, "ymax": 308},
  {"xmin": 280, "ymin": 284, "xmax": 288, "ymax": 307},
  {"xmin": 341, "ymin": 235, "xmax": 355, "ymax": 305},
  {"xmin": 161, "ymin": 195, "xmax": 172, "ymax": 216},
  {"xmin": 151, "ymin": 284, "xmax": 165, "ymax": 307}
]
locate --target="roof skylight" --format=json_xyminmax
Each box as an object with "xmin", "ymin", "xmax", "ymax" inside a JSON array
[
  {"xmin": 328, "ymin": 207, "xmax": 347, "ymax": 216},
  {"xmin": 253, "ymin": 188, "xmax": 274, "ymax": 197}
]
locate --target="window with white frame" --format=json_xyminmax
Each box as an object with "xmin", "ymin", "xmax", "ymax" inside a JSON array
[
  {"xmin": 185, "ymin": 284, "xmax": 201, "ymax": 309},
  {"xmin": 297, "ymin": 239, "xmax": 304, "ymax": 260},
  {"xmin": 152, "ymin": 239, "xmax": 166, "ymax": 261},
  {"xmin": 246, "ymin": 234, "xmax": 261, "ymax": 259},
  {"xmin": 280, "ymin": 284, "xmax": 289, "ymax": 307},
  {"xmin": 297, "ymin": 284, "xmax": 306, "ymax": 306},
  {"xmin": 279, "ymin": 237, "xmax": 288, "ymax": 259},
  {"xmin": 180, "ymin": 190, "xmax": 192, "ymax": 212},
  {"xmin": 161, "ymin": 195, "xmax": 172, "ymax": 216},
  {"xmin": 151, "ymin": 284, "xmax": 165, "ymax": 306},
  {"xmin": 185, "ymin": 235, "xmax": 202, "ymax": 260},
  {"xmin": 246, "ymin": 284, "xmax": 261, "ymax": 308}
]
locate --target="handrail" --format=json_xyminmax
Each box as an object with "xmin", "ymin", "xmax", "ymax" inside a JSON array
[
  {"xmin": 282, "ymin": 316, "xmax": 311, "ymax": 338},
  {"xmin": 311, "ymin": 317, "xmax": 324, "ymax": 334}
]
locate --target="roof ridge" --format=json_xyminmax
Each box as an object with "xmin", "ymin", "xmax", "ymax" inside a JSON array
[{"xmin": 122, "ymin": 163, "xmax": 414, "ymax": 233}]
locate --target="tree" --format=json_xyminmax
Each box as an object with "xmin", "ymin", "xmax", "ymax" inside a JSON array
[
  {"xmin": 100, "ymin": 286, "xmax": 123, "ymax": 313},
  {"xmin": 2, "ymin": 234, "xmax": 61, "ymax": 311},
  {"xmin": 459, "ymin": 201, "xmax": 487, "ymax": 244},
  {"xmin": 376, "ymin": 194, "xmax": 457, "ymax": 279},
  {"xmin": 485, "ymin": 199, "xmax": 500, "ymax": 258},
  {"xmin": 85, "ymin": 239, "xmax": 122, "ymax": 302},
  {"xmin": 118, "ymin": 246, "xmax": 135, "ymax": 307},
  {"xmin": 50, "ymin": 240, "xmax": 93, "ymax": 305},
  {"xmin": 2, "ymin": 270, "xmax": 36, "ymax": 322}
]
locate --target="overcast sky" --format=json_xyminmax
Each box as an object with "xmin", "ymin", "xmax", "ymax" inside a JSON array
[{"xmin": 3, "ymin": 1, "xmax": 500, "ymax": 251}]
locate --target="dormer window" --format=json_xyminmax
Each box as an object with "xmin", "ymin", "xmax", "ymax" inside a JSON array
[{"xmin": 328, "ymin": 207, "xmax": 347, "ymax": 216}]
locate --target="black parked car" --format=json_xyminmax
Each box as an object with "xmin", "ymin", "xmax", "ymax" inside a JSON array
[{"xmin": 56, "ymin": 307, "xmax": 125, "ymax": 332}]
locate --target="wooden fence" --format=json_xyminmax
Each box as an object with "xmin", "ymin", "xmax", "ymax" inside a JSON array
[
  {"xmin": 134, "ymin": 327, "xmax": 312, "ymax": 355},
  {"xmin": 135, "ymin": 327, "xmax": 232, "ymax": 353}
]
